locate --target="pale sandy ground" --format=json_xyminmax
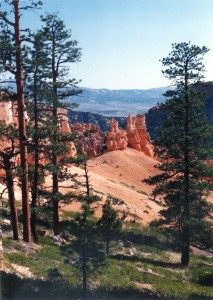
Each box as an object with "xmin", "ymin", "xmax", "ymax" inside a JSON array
[
  {"xmin": 61, "ymin": 148, "xmax": 162, "ymax": 224},
  {"xmin": 1, "ymin": 148, "xmax": 212, "ymax": 225},
  {"xmin": 58, "ymin": 148, "xmax": 213, "ymax": 224}
]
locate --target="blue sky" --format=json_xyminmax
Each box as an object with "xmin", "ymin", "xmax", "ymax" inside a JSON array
[{"xmin": 4, "ymin": 0, "xmax": 213, "ymax": 89}]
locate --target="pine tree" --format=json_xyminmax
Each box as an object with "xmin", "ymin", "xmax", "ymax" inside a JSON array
[
  {"xmin": 0, "ymin": 0, "xmax": 42, "ymax": 242},
  {"xmin": 97, "ymin": 196, "xmax": 123, "ymax": 255},
  {"xmin": 144, "ymin": 42, "xmax": 213, "ymax": 266},
  {"xmin": 24, "ymin": 32, "xmax": 50, "ymax": 242},
  {"xmin": 74, "ymin": 161, "xmax": 100, "ymax": 298},
  {"xmin": 36, "ymin": 12, "xmax": 82, "ymax": 235}
]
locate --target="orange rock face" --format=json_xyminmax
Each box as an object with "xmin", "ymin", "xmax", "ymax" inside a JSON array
[
  {"xmin": 58, "ymin": 108, "xmax": 77, "ymax": 158},
  {"xmin": 106, "ymin": 115, "xmax": 153, "ymax": 157},
  {"xmin": 125, "ymin": 114, "xmax": 153, "ymax": 157},
  {"xmin": 106, "ymin": 119, "xmax": 128, "ymax": 151},
  {"xmin": 126, "ymin": 115, "xmax": 141, "ymax": 151},
  {"xmin": 134, "ymin": 115, "xmax": 153, "ymax": 157},
  {"xmin": 0, "ymin": 100, "xmax": 154, "ymax": 165},
  {"xmin": 70, "ymin": 123, "xmax": 103, "ymax": 158},
  {"xmin": 0, "ymin": 102, "xmax": 77, "ymax": 177},
  {"xmin": 0, "ymin": 102, "xmax": 20, "ymax": 177}
]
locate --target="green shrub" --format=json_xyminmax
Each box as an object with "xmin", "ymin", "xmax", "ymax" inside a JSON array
[
  {"xmin": 6, "ymin": 252, "xmax": 31, "ymax": 266},
  {"xmin": 2, "ymin": 237, "xmax": 12, "ymax": 247}
]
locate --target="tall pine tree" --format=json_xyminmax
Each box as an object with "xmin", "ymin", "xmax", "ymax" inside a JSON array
[
  {"xmin": 74, "ymin": 161, "xmax": 100, "ymax": 298},
  {"xmin": 0, "ymin": 0, "xmax": 42, "ymax": 242},
  {"xmin": 144, "ymin": 42, "xmax": 213, "ymax": 265},
  {"xmin": 24, "ymin": 31, "xmax": 51, "ymax": 242},
  {"xmin": 37, "ymin": 13, "xmax": 82, "ymax": 235}
]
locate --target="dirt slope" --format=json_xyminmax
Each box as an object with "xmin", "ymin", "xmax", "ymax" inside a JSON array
[
  {"xmin": 88, "ymin": 148, "xmax": 158, "ymax": 194},
  {"xmin": 62, "ymin": 148, "xmax": 162, "ymax": 224}
]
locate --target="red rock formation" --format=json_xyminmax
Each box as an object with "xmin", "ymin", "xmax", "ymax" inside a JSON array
[
  {"xmin": 0, "ymin": 102, "xmax": 77, "ymax": 177},
  {"xmin": 126, "ymin": 115, "xmax": 141, "ymax": 151},
  {"xmin": 106, "ymin": 119, "xmax": 128, "ymax": 151},
  {"xmin": 135, "ymin": 115, "xmax": 153, "ymax": 157},
  {"xmin": 106, "ymin": 116, "xmax": 153, "ymax": 155},
  {"xmin": 0, "ymin": 102, "xmax": 20, "ymax": 177},
  {"xmin": 70, "ymin": 123, "xmax": 103, "ymax": 158},
  {"xmin": 58, "ymin": 108, "xmax": 77, "ymax": 158},
  {"xmin": 0, "ymin": 101, "xmax": 153, "ymax": 163}
]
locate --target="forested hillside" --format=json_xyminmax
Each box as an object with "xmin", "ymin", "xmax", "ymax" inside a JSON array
[{"xmin": 146, "ymin": 81, "xmax": 213, "ymax": 144}]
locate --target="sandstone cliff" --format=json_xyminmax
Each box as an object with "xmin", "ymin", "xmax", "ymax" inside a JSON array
[
  {"xmin": 105, "ymin": 119, "xmax": 128, "ymax": 151},
  {"xmin": 0, "ymin": 101, "xmax": 153, "ymax": 164},
  {"xmin": 58, "ymin": 108, "xmax": 77, "ymax": 158},
  {"xmin": 106, "ymin": 115, "xmax": 153, "ymax": 157},
  {"xmin": 70, "ymin": 123, "xmax": 103, "ymax": 158}
]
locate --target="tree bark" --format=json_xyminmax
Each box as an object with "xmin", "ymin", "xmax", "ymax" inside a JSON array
[
  {"xmin": 50, "ymin": 28, "xmax": 60, "ymax": 236},
  {"xmin": 181, "ymin": 225, "xmax": 190, "ymax": 265},
  {"xmin": 106, "ymin": 238, "xmax": 110, "ymax": 256},
  {"xmin": 82, "ymin": 216, "xmax": 87, "ymax": 298},
  {"xmin": 14, "ymin": 0, "xmax": 31, "ymax": 242},
  {"xmin": 52, "ymin": 154, "xmax": 60, "ymax": 236},
  {"xmin": 30, "ymin": 72, "xmax": 39, "ymax": 243},
  {"xmin": 52, "ymin": 108, "xmax": 60, "ymax": 235},
  {"xmin": 182, "ymin": 63, "xmax": 190, "ymax": 266}
]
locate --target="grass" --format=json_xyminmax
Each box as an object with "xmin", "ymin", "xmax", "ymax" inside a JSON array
[{"xmin": 1, "ymin": 205, "xmax": 213, "ymax": 300}]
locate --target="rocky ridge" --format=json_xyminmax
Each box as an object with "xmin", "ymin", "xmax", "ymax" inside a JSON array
[{"xmin": 0, "ymin": 100, "xmax": 153, "ymax": 170}]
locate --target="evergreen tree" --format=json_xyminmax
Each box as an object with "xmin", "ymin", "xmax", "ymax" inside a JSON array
[
  {"xmin": 97, "ymin": 196, "xmax": 123, "ymax": 255},
  {"xmin": 0, "ymin": 0, "xmax": 42, "ymax": 242},
  {"xmin": 144, "ymin": 42, "xmax": 213, "ymax": 265},
  {"xmin": 36, "ymin": 13, "xmax": 82, "ymax": 235},
  {"xmin": 24, "ymin": 32, "xmax": 51, "ymax": 242},
  {"xmin": 74, "ymin": 161, "xmax": 100, "ymax": 298}
]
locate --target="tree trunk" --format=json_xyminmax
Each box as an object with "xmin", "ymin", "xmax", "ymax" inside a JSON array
[
  {"xmin": 3, "ymin": 156, "xmax": 19, "ymax": 240},
  {"xmin": 31, "ymin": 148, "xmax": 38, "ymax": 242},
  {"xmin": 182, "ymin": 65, "xmax": 190, "ymax": 266},
  {"xmin": 106, "ymin": 241, "xmax": 109, "ymax": 256},
  {"xmin": 14, "ymin": 0, "xmax": 30, "ymax": 242},
  {"xmin": 106, "ymin": 238, "xmax": 110, "ymax": 255},
  {"xmin": 82, "ymin": 218, "xmax": 87, "ymax": 298},
  {"xmin": 30, "ymin": 73, "xmax": 39, "ymax": 243},
  {"xmin": 51, "ymin": 30, "xmax": 60, "ymax": 236},
  {"xmin": 84, "ymin": 162, "xmax": 90, "ymax": 196},
  {"xmin": 52, "ymin": 105, "xmax": 60, "ymax": 236},
  {"xmin": 181, "ymin": 225, "xmax": 190, "ymax": 265},
  {"xmin": 53, "ymin": 170, "xmax": 60, "ymax": 235}
]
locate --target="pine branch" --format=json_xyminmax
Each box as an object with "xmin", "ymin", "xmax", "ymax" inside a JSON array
[{"xmin": 0, "ymin": 12, "xmax": 15, "ymax": 27}]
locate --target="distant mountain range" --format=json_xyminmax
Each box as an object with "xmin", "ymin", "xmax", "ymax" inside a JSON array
[
  {"xmin": 69, "ymin": 82, "xmax": 213, "ymax": 145},
  {"xmin": 0, "ymin": 81, "xmax": 168, "ymax": 117},
  {"xmin": 71, "ymin": 87, "xmax": 168, "ymax": 117}
]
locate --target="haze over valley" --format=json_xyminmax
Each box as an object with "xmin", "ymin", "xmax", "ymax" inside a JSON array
[{"xmin": 71, "ymin": 86, "xmax": 168, "ymax": 116}]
